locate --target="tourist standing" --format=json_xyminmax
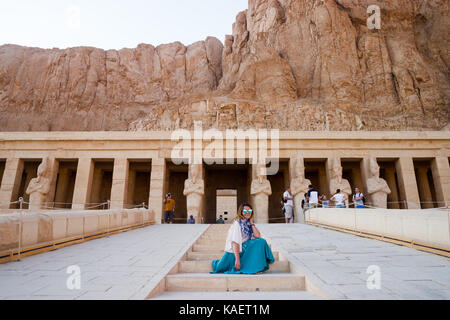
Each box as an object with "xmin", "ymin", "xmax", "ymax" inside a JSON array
[
  {"xmin": 307, "ymin": 185, "xmax": 320, "ymax": 208},
  {"xmin": 331, "ymin": 189, "xmax": 347, "ymax": 208},
  {"xmin": 353, "ymin": 188, "xmax": 365, "ymax": 209},
  {"xmin": 301, "ymin": 193, "xmax": 310, "ymax": 210},
  {"xmin": 283, "ymin": 187, "xmax": 294, "ymax": 224},
  {"xmin": 163, "ymin": 193, "xmax": 176, "ymax": 224},
  {"xmin": 320, "ymin": 194, "xmax": 330, "ymax": 208}
]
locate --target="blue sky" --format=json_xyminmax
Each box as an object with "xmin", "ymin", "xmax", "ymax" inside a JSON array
[{"xmin": 0, "ymin": 0, "xmax": 248, "ymax": 50}]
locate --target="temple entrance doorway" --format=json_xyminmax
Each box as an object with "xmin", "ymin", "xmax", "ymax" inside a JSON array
[
  {"xmin": 216, "ymin": 189, "xmax": 237, "ymax": 224},
  {"xmin": 204, "ymin": 163, "xmax": 251, "ymax": 224}
]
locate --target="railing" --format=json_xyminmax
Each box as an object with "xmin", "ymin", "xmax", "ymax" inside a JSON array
[
  {"xmin": 0, "ymin": 199, "xmax": 151, "ymax": 211},
  {"xmin": 0, "ymin": 203, "xmax": 155, "ymax": 264}
]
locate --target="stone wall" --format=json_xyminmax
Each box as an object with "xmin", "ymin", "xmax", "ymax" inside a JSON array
[
  {"xmin": 306, "ymin": 208, "xmax": 450, "ymax": 250},
  {"xmin": 0, "ymin": 0, "xmax": 448, "ymax": 132},
  {"xmin": 0, "ymin": 208, "xmax": 155, "ymax": 254},
  {"xmin": 0, "ymin": 131, "xmax": 448, "ymax": 223}
]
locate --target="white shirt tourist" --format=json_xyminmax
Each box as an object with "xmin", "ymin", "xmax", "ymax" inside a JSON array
[
  {"xmin": 225, "ymin": 220, "xmax": 254, "ymax": 253},
  {"xmin": 332, "ymin": 193, "xmax": 346, "ymax": 207},
  {"xmin": 309, "ymin": 191, "xmax": 319, "ymax": 205},
  {"xmin": 283, "ymin": 191, "xmax": 294, "ymax": 207}
]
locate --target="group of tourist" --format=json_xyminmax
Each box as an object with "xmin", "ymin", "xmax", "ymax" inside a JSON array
[
  {"xmin": 163, "ymin": 193, "xmax": 233, "ymax": 225},
  {"xmin": 281, "ymin": 185, "xmax": 367, "ymax": 224}
]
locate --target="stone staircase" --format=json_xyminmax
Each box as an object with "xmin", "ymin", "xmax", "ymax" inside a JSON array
[{"xmin": 150, "ymin": 224, "xmax": 321, "ymax": 300}]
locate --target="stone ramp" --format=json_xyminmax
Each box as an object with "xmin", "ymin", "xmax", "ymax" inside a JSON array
[
  {"xmin": 149, "ymin": 224, "xmax": 321, "ymax": 300},
  {"xmin": 257, "ymin": 223, "xmax": 450, "ymax": 300}
]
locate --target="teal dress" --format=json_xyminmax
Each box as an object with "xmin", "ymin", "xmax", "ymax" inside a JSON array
[{"xmin": 211, "ymin": 238, "xmax": 275, "ymax": 274}]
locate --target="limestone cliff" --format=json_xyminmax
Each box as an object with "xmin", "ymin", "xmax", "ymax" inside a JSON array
[{"xmin": 0, "ymin": 0, "xmax": 448, "ymax": 132}]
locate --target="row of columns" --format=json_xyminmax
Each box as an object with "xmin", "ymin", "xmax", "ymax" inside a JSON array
[{"xmin": 0, "ymin": 156, "xmax": 449, "ymax": 224}]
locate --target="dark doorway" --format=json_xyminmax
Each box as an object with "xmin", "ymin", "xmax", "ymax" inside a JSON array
[
  {"xmin": 89, "ymin": 160, "xmax": 114, "ymax": 209},
  {"xmin": 127, "ymin": 161, "xmax": 152, "ymax": 209},
  {"xmin": 267, "ymin": 160, "xmax": 290, "ymax": 223},
  {"xmin": 414, "ymin": 159, "xmax": 438, "ymax": 209},
  {"xmin": 165, "ymin": 162, "xmax": 188, "ymax": 224},
  {"xmin": 342, "ymin": 159, "xmax": 364, "ymax": 193},
  {"xmin": 304, "ymin": 160, "xmax": 329, "ymax": 198},
  {"xmin": 53, "ymin": 160, "xmax": 78, "ymax": 209},
  {"xmin": 204, "ymin": 163, "xmax": 251, "ymax": 224},
  {"xmin": 378, "ymin": 160, "xmax": 402, "ymax": 209},
  {"xmin": 0, "ymin": 160, "xmax": 5, "ymax": 187}
]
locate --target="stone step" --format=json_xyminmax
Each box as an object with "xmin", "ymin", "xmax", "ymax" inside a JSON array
[
  {"xmin": 165, "ymin": 273, "xmax": 305, "ymax": 292},
  {"xmin": 199, "ymin": 233, "xmax": 229, "ymax": 239},
  {"xmin": 192, "ymin": 243, "xmax": 272, "ymax": 252},
  {"xmin": 151, "ymin": 291, "xmax": 322, "ymax": 300},
  {"xmin": 187, "ymin": 251, "xmax": 279, "ymax": 261},
  {"xmin": 196, "ymin": 239, "xmax": 228, "ymax": 245},
  {"xmin": 178, "ymin": 260, "xmax": 290, "ymax": 274}
]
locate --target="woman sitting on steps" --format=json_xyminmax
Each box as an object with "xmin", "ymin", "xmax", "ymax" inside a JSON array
[{"xmin": 211, "ymin": 203, "xmax": 275, "ymax": 274}]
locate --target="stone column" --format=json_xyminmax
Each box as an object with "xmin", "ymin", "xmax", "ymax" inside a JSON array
[
  {"xmin": 72, "ymin": 158, "xmax": 94, "ymax": 210},
  {"xmin": 416, "ymin": 166, "xmax": 434, "ymax": 209},
  {"xmin": 0, "ymin": 158, "xmax": 23, "ymax": 209},
  {"xmin": 290, "ymin": 156, "xmax": 311, "ymax": 224},
  {"xmin": 110, "ymin": 158, "xmax": 130, "ymax": 210},
  {"xmin": 327, "ymin": 157, "xmax": 352, "ymax": 203},
  {"xmin": 250, "ymin": 164, "xmax": 272, "ymax": 224},
  {"xmin": 384, "ymin": 166, "xmax": 400, "ymax": 209},
  {"xmin": 431, "ymin": 157, "xmax": 450, "ymax": 207},
  {"xmin": 395, "ymin": 157, "xmax": 421, "ymax": 209},
  {"xmin": 149, "ymin": 158, "xmax": 166, "ymax": 224}
]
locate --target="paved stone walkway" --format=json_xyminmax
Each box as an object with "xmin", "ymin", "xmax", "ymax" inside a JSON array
[
  {"xmin": 0, "ymin": 224, "xmax": 208, "ymax": 300},
  {"xmin": 1, "ymin": 223, "xmax": 449, "ymax": 300},
  {"xmin": 258, "ymin": 224, "xmax": 450, "ymax": 300}
]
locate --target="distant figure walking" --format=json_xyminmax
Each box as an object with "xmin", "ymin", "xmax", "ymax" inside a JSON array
[{"xmin": 216, "ymin": 215, "xmax": 225, "ymax": 224}]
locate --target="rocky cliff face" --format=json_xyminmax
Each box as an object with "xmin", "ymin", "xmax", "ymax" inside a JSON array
[{"xmin": 0, "ymin": 0, "xmax": 448, "ymax": 132}]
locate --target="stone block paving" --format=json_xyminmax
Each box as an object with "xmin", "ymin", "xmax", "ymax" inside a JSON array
[
  {"xmin": 258, "ymin": 224, "xmax": 450, "ymax": 300},
  {"xmin": 1, "ymin": 223, "xmax": 449, "ymax": 300},
  {"xmin": 0, "ymin": 225, "xmax": 208, "ymax": 300}
]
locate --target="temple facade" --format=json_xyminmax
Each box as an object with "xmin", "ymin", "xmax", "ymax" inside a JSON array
[{"xmin": 0, "ymin": 131, "xmax": 448, "ymax": 224}]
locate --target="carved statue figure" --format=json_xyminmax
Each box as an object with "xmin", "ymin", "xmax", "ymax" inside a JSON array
[
  {"xmin": 26, "ymin": 157, "xmax": 52, "ymax": 210},
  {"xmin": 251, "ymin": 163, "xmax": 272, "ymax": 224},
  {"xmin": 329, "ymin": 157, "xmax": 352, "ymax": 203},
  {"xmin": 184, "ymin": 163, "xmax": 205, "ymax": 223},
  {"xmin": 291, "ymin": 158, "xmax": 311, "ymax": 223},
  {"xmin": 366, "ymin": 158, "xmax": 391, "ymax": 209}
]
